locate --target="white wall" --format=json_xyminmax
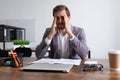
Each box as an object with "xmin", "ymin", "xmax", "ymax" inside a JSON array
[{"xmin": 0, "ymin": 0, "xmax": 120, "ymax": 58}]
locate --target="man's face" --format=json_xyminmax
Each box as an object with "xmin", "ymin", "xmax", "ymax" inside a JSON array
[{"xmin": 54, "ymin": 10, "xmax": 70, "ymax": 30}]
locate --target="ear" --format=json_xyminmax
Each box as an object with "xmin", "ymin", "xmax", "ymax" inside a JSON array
[
  {"xmin": 68, "ymin": 16, "xmax": 71, "ymax": 21},
  {"xmin": 68, "ymin": 16, "xmax": 71, "ymax": 19}
]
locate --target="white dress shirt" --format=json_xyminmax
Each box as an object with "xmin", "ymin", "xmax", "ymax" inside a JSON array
[
  {"xmin": 57, "ymin": 32, "xmax": 70, "ymax": 58},
  {"xmin": 45, "ymin": 32, "xmax": 74, "ymax": 58}
]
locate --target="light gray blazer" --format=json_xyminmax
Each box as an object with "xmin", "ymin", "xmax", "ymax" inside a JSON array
[{"xmin": 35, "ymin": 26, "xmax": 88, "ymax": 59}]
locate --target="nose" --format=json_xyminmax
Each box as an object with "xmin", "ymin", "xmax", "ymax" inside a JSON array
[
  {"xmin": 57, "ymin": 17, "xmax": 62, "ymax": 23},
  {"xmin": 57, "ymin": 16, "xmax": 64, "ymax": 23}
]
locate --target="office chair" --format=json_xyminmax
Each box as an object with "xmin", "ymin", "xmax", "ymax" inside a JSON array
[
  {"xmin": 15, "ymin": 47, "xmax": 32, "ymax": 57},
  {"xmin": 47, "ymin": 49, "xmax": 91, "ymax": 58},
  {"xmin": 88, "ymin": 50, "xmax": 91, "ymax": 58}
]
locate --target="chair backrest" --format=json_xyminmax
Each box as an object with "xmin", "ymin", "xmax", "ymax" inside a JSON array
[
  {"xmin": 88, "ymin": 50, "xmax": 91, "ymax": 58},
  {"xmin": 15, "ymin": 47, "xmax": 32, "ymax": 57}
]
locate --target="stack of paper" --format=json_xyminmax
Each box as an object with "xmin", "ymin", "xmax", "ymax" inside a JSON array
[{"xmin": 31, "ymin": 58, "xmax": 81, "ymax": 65}]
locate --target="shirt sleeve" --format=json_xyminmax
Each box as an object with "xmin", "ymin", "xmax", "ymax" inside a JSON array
[
  {"xmin": 69, "ymin": 35, "xmax": 75, "ymax": 41},
  {"xmin": 45, "ymin": 37, "xmax": 52, "ymax": 45}
]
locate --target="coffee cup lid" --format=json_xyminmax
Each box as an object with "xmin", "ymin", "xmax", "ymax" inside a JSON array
[{"xmin": 109, "ymin": 50, "xmax": 120, "ymax": 54}]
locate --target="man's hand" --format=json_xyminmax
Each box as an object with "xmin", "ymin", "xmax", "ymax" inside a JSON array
[
  {"xmin": 47, "ymin": 17, "xmax": 57, "ymax": 40},
  {"xmin": 64, "ymin": 16, "xmax": 74, "ymax": 39}
]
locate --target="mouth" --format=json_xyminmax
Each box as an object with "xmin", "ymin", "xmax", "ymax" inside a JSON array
[{"xmin": 57, "ymin": 23, "xmax": 65, "ymax": 29}]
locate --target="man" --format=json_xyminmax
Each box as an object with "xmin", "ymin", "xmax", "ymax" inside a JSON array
[{"xmin": 35, "ymin": 5, "xmax": 88, "ymax": 59}]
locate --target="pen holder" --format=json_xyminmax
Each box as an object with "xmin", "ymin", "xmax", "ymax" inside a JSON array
[
  {"xmin": 17, "ymin": 53, "xmax": 23, "ymax": 65},
  {"xmin": 10, "ymin": 57, "xmax": 17, "ymax": 67},
  {"xmin": 10, "ymin": 52, "xmax": 23, "ymax": 67}
]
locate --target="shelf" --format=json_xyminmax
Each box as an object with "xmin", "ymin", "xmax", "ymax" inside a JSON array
[{"xmin": 0, "ymin": 24, "xmax": 25, "ymax": 50}]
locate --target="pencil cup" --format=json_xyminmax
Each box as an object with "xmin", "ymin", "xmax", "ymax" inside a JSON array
[
  {"xmin": 17, "ymin": 53, "xmax": 23, "ymax": 65},
  {"xmin": 10, "ymin": 57, "xmax": 16, "ymax": 67},
  {"xmin": 10, "ymin": 52, "xmax": 23, "ymax": 67},
  {"xmin": 108, "ymin": 50, "xmax": 120, "ymax": 71}
]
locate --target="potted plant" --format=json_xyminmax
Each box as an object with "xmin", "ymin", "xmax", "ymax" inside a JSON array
[{"xmin": 13, "ymin": 40, "xmax": 30, "ymax": 49}]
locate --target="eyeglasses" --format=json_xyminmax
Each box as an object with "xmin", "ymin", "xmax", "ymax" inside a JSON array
[{"xmin": 83, "ymin": 64, "xmax": 103, "ymax": 71}]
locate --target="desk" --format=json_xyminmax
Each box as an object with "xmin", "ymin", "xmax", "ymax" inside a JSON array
[{"xmin": 0, "ymin": 58, "xmax": 120, "ymax": 80}]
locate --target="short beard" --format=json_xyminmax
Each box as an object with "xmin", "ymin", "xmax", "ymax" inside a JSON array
[
  {"xmin": 57, "ymin": 26, "xmax": 65, "ymax": 30},
  {"xmin": 57, "ymin": 24, "xmax": 65, "ymax": 30}
]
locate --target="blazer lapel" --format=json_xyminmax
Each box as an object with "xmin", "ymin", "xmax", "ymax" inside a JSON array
[
  {"xmin": 52, "ymin": 33, "xmax": 59, "ymax": 58},
  {"xmin": 69, "ymin": 26, "xmax": 76, "ymax": 58}
]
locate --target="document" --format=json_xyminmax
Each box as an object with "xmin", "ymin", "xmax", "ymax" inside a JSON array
[
  {"xmin": 31, "ymin": 58, "xmax": 81, "ymax": 65},
  {"xmin": 60, "ymin": 59, "xmax": 81, "ymax": 65}
]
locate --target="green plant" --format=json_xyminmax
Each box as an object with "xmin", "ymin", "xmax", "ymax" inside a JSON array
[{"xmin": 13, "ymin": 40, "xmax": 30, "ymax": 45}]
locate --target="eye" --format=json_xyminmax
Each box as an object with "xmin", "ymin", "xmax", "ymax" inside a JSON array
[{"xmin": 57, "ymin": 17, "xmax": 60, "ymax": 20}]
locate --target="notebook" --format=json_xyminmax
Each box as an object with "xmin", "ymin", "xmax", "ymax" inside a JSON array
[{"xmin": 20, "ymin": 63, "xmax": 73, "ymax": 72}]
